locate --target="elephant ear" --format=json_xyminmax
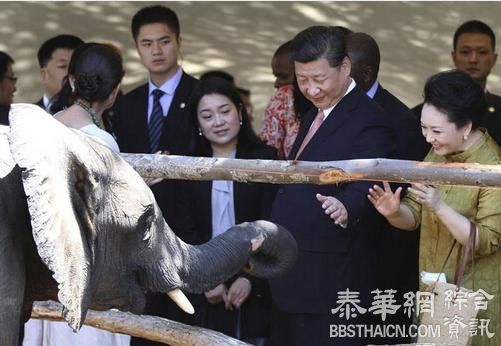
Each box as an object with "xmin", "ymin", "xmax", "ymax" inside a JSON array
[{"xmin": 8, "ymin": 104, "xmax": 98, "ymax": 331}]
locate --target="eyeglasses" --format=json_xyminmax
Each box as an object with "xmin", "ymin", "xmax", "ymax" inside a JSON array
[{"xmin": 3, "ymin": 75, "xmax": 18, "ymax": 84}]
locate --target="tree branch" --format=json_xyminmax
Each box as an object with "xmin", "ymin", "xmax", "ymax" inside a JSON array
[
  {"xmin": 31, "ymin": 300, "xmax": 249, "ymax": 346},
  {"xmin": 121, "ymin": 154, "xmax": 501, "ymax": 189}
]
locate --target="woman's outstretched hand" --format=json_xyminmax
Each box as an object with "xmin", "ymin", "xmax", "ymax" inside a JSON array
[
  {"xmin": 407, "ymin": 183, "xmax": 442, "ymax": 212},
  {"xmin": 368, "ymin": 181, "xmax": 402, "ymax": 217}
]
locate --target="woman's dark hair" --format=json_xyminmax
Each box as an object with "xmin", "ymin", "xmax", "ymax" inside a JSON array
[
  {"xmin": 188, "ymin": 77, "xmax": 263, "ymax": 156},
  {"xmin": 51, "ymin": 42, "xmax": 124, "ymax": 113},
  {"xmin": 423, "ymin": 69, "xmax": 485, "ymax": 129}
]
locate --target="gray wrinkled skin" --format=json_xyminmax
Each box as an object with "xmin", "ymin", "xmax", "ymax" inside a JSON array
[{"xmin": 0, "ymin": 105, "xmax": 297, "ymax": 345}]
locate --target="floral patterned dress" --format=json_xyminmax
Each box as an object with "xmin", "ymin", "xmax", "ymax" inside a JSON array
[{"xmin": 258, "ymin": 85, "xmax": 300, "ymax": 160}]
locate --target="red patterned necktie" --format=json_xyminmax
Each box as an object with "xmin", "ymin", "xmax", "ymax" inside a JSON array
[{"xmin": 295, "ymin": 109, "xmax": 324, "ymax": 159}]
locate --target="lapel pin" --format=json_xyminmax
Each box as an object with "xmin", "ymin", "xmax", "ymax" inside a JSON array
[
  {"xmin": 180, "ymin": 102, "xmax": 186, "ymax": 109},
  {"xmin": 488, "ymin": 106, "xmax": 495, "ymax": 113}
]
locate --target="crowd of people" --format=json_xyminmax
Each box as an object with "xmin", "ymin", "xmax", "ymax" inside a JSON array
[{"xmin": 1, "ymin": 4, "xmax": 501, "ymax": 346}]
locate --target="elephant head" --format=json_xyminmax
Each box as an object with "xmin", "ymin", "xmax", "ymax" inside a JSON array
[{"xmin": 6, "ymin": 104, "xmax": 297, "ymax": 332}]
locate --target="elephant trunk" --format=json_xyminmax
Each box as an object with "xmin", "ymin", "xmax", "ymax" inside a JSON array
[{"xmin": 177, "ymin": 220, "xmax": 297, "ymax": 294}]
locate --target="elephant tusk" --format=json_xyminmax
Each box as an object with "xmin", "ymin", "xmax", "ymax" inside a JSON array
[{"xmin": 166, "ymin": 288, "xmax": 195, "ymax": 315}]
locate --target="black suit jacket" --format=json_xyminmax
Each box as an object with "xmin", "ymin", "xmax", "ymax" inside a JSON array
[
  {"xmin": 270, "ymin": 87, "xmax": 395, "ymax": 317},
  {"xmin": 114, "ymin": 71, "xmax": 198, "ymax": 222},
  {"xmin": 115, "ymin": 71, "xmax": 198, "ymax": 155},
  {"xmin": 173, "ymin": 143, "xmax": 277, "ymax": 244},
  {"xmin": 374, "ymin": 84, "xmax": 429, "ymax": 160},
  {"xmin": 412, "ymin": 91, "xmax": 501, "ymax": 146},
  {"xmin": 172, "ymin": 142, "xmax": 277, "ymax": 339},
  {"xmin": 373, "ymin": 85, "xmax": 423, "ymax": 340},
  {"xmin": 0, "ymin": 105, "xmax": 9, "ymax": 125}
]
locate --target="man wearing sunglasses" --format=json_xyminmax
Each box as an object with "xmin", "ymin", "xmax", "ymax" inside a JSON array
[{"xmin": 0, "ymin": 51, "xmax": 16, "ymax": 125}]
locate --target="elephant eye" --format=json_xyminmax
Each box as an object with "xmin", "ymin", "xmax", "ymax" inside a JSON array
[{"xmin": 138, "ymin": 204, "xmax": 155, "ymax": 237}]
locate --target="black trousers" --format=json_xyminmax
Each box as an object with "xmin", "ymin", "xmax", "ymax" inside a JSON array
[{"xmin": 270, "ymin": 306, "xmax": 371, "ymax": 346}]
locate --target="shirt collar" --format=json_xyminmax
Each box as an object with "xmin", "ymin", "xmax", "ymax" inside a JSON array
[
  {"xmin": 366, "ymin": 80, "xmax": 379, "ymax": 99},
  {"xmin": 148, "ymin": 67, "xmax": 183, "ymax": 96},
  {"xmin": 321, "ymin": 78, "xmax": 356, "ymax": 119},
  {"xmin": 43, "ymin": 94, "xmax": 51, "ymax": 110}
]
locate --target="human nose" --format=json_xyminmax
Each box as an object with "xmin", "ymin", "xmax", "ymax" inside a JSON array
[
  {"xmin": 468, "ymin": 51, "xmax": 478, "ymax": 63},
  {"xmin": 305, "ymin": 82, "xmax": 320, "ymax": 97},
  {"xmin": 424, "ymin": 132, "xmax": 434, "ymax": 144},
  {"xmin": 214, "ymin": 114, "xmax": 225, "ymax": 126},
  {"xmin": 152, "ymin": 41, "xmax": 162, "ymax": 54}
]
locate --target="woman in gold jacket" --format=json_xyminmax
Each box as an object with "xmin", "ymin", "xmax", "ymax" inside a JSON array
[{"xmin": 367, "ymin": 69, "xmax": 501, "ymax": 346}]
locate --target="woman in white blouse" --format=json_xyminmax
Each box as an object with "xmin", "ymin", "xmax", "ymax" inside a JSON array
[{"xmin": 23, "ymin": 43, "xmax": 129, "ymax": 346}]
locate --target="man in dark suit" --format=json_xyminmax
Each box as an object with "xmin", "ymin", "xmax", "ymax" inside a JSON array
[
  {"xmin": 115, "ymin": 5, "xmax": 198, "ymax": 220},
  {"xmin": 35, "ymin": 34, "xmax": 84, "ymax": 113},
  {"xmin": 348, "ymin": 32, "xmax": 429, "ymax": 161},
  {"xmin": 347, "ymin": 32, "xmax": 427, "ymax": 344},
  {"xmin": 0, "ymin": 51, "xmax": 16, "ymax": 125},
  {"xmin": 412, "ymin": 20, "xmax": 501, "ymax": 146},
  {"xmin": 113, "ymin": 6, "xmax": 198, "ymax": 345},
  {"xmin": 269, "ymin": 26, "xmax": 395, "ymax": 346}
]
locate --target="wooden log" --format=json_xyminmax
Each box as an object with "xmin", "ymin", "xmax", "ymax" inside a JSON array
[
  {"xmin": 31, "ymin": 300, "xmax": 249, "ymax": 346},
  {"xmin": 121, "ymin": 154, "xmax": 501, "ymax": 189}
]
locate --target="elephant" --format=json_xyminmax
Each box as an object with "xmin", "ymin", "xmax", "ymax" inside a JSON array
[{"xmin": 0, "ymin": 104, "xmax": 297, "ymax": 345}]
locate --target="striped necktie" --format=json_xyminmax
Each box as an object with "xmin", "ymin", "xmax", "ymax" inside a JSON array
[
  {"xmin": 148, "ymin": 89, "xmax": 165, "ymax": 153},
  {"xmin": 295, "ymin": 109, "xmax": 324, "ymax": 159}
]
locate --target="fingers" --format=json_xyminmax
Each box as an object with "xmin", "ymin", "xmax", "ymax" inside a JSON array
[
  {"xmin": 368, "ymin": 184, "xmax": 385, "ymax": 203},
  {"xmin": 316, "ymin": 193, "xmax": 327, "ymax": 203},
  {"xmin": 382, "ymin": 181, "xmax": 392, "ymax": 192},
  {"xmin": 317, "ymin": 194, "xmax": 349, "ymax": 225}
]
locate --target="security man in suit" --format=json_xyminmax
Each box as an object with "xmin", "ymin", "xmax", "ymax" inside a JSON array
[
  {"xmin": 412, "ymin": 20, "xmax": 501, "ymax": 145},
  {"xmin": 35, "ymin": 34, "xmax": 84, "ymax": 113},
  {"xmin": 113, "ymin": 6, "xmax": 198, "ymax": 346}
]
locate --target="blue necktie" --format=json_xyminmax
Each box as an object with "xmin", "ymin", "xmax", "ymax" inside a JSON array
[{"xmin": 148, "ymin": 89, "xmax": 165, "ymax": 153}]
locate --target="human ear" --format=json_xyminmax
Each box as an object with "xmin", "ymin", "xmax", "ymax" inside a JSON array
[{"xmin": 342, "ymin": 57, "xmax": 352, "ymax": 77}]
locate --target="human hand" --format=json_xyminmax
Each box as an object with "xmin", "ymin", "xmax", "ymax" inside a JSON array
[
  {"xmin": 143, "ymin": 150, "xmax": 169, "ymax": 186},
  {"xmin": 407, "ymin": 183, "xmax": 443, "ymax": 212},
  {"xmin": 204, "ymin": 283, "xmax": 227, "ymax": 305},
  {"xmin": 368, "ymin": 181, "xmax": 402, "ymax": 217},
  {"xmin": 225, "ymin": 277, "xmax": 251, "ymax": 310},
  {"xmin": 316, "ymin": 193, "xmax": 348, "ymax": 225}
]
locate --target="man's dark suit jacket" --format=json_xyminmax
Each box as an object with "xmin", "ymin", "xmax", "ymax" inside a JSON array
[
  {"xmin": 269, "ymin": 87, "xmax": 395, "ymax": 318},
  {"xmin": 0, "ymin": 105, "xmax": 9, "ymax": 125},
  {"xmin": 170, "ymin": 142, "xmax": 277, "ymax": 340},
  {"xmin": 373, "ymin": 84, "xmax": 428, "ymax": 343},
  {"xmin": 375, "ymin": 84, "xmax": 429, "ymax": 160},
  {"xmin": 412, "ymin": 91, "xmax": 501, "ymax": 146},
  {"xmin": 114, "ymin": 71, "xmax": 198, "ymax": 155},
  {"xmin": 114, "ymin": 71, "xmax": 198, "ymax": 222}
]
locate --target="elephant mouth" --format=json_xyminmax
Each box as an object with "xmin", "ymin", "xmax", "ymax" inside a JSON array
[{"xmin": 90, "ymin": 299, "xmax": 132, "ymax": 313}]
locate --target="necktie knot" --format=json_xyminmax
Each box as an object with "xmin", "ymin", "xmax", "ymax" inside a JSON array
[{"xmin": 152, "ymin": 89, "xmax": 164, "ymax": 101}]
